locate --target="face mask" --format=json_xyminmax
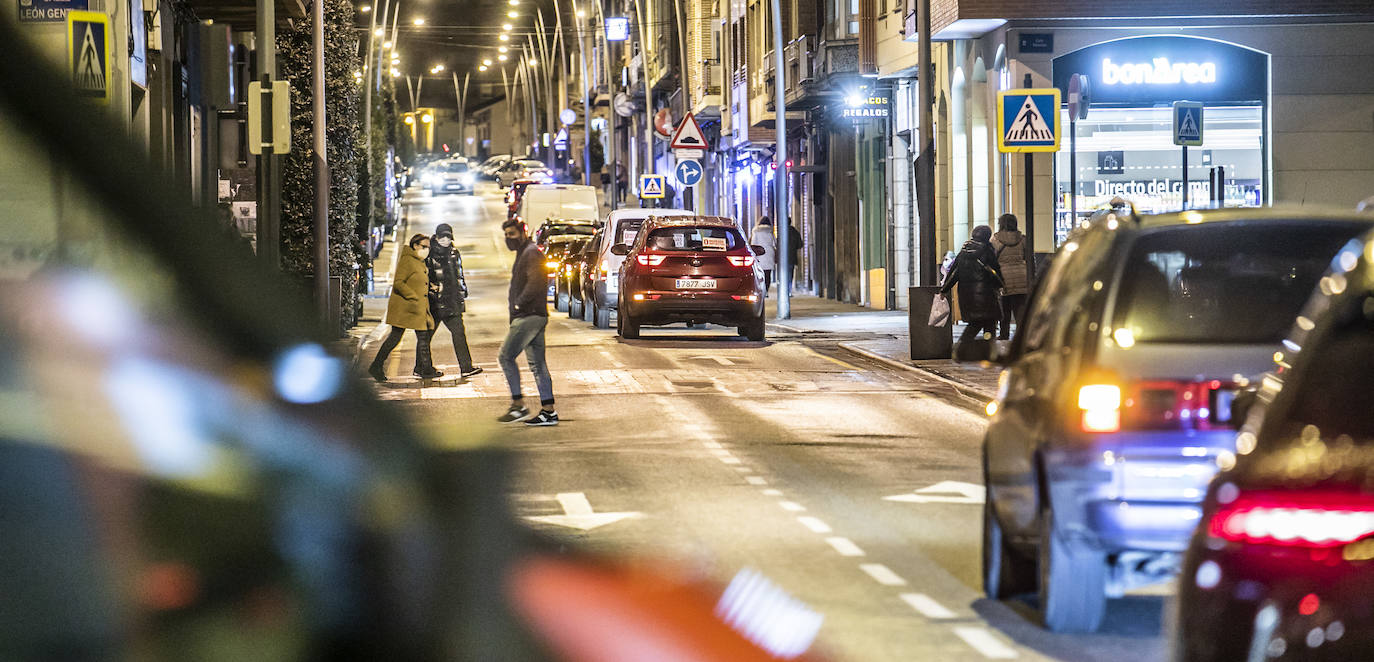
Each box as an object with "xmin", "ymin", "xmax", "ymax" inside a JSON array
[
  {"xmin": 505, "ymin": 236, "xmax": 522, "ymax": 251},
  {"xmin": 437, "ymin": 236, "xmax": 452, "ymax": 247},
  {"xmin": 417, "ymin": 247, "xmax": 430, "ymax": 259}
]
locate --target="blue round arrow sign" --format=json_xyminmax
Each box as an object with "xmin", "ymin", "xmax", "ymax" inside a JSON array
[{"xmin": 675, "ymin": 159, "xmax": 703, "ymax": 187}]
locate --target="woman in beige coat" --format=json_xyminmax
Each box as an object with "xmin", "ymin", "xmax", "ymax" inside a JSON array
[
  {"xmin": 991, "ymin": 214, "xmax": 1029, "ymax": 340},
  {"xmin": 368, "ymin": 234, "xmax": 440, "ymax": 381}
]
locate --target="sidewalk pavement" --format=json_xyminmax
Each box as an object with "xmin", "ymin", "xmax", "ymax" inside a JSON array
[{"xmin": 765, "ymin": 292, "xmax": 1001, "ymax": 401}]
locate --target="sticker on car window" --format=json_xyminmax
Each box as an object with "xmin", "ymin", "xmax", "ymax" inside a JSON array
[
  {"xmin": 673, "ymin": 234, "xmax": 686, "ymax": 248},
  {"xmin": 622, "ymin": 230, "xmax": 638, "ymax": 245},
  {"xmin": 701, "ymin": 237, "xmax": 727, "ymax": 251}
]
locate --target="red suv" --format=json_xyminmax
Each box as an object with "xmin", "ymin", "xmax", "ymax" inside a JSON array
[{"xmin": 611, "ymin": 216, "xmax": 766, "ymax": 340}]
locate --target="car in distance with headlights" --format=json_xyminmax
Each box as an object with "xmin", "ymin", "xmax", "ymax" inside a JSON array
[
  {"xmin": 1174, "ymin": 232, "xmax": 1374, "ymax": 662},
  {"xmin": 497, "ymin": 158, "xmax": 553, "ymax": 188},
  {"xmin": 427, "ymin": 159, "xmax": 475, "ymax": 195},
  {"xmin": 975, "ymin": 207, "xmax": 1374, "ymax": 633},
  {"xmin": 613, "ymin": 216, "xmax": 766, "ymax": 341}
]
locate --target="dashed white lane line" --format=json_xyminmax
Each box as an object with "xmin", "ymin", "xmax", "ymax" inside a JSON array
[
  {"xmin": 859, "ymin": 563, "xmax": 907, "ymax": 587},
  {"xmin": 797, "ymin": 516, "xmax": 833, "ymax": 534},
  {"xmin": 762, "ymin": 488, "xmax": 783, "ymax": 496},
  {"xmin": 900, "ymin": 593, "xmax": 956, "ymax": 620},
  {"xmin": 745, "ymin": 476, "xmax": 768, "ymax": 486},
  {"xmin": 824, "ymin": 537, "xmax": 865, "ymax": 557},
  {"xmin": 779, "ymin": 501, "xmax": 806, "ymax": 512},
  {"xmin": 952, "ymin": 626, "xmax": 1019, "ymax": 659}
]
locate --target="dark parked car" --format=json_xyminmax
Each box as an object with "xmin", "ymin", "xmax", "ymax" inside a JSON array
[
  {"xmin": 568, "ymin": 229, "xmax": 604, "ymax": 322},
  {"xmin": 1175, "ymin": 232, "xmax": 1374, "ymax": 661},
  {"xmin": 976, "ymin": 206, "xmax": 1374, "ymax": 633},
  {"xmin": 613, "ymin": 216, "xmax": 766, "ymax": 341},
  {"xmin": 550, "ymin": 236, "xmax": 590, "ymax": 313}
]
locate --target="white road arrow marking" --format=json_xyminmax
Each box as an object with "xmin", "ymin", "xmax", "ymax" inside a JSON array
[
  {"xmin": 524, "ymin": 492, "xmax": 641, "ymax": 531},
  {"xmin": 883, "ymin": 480, "xmax": 986, "ymax": 505},
  {"xmin": 688, "ymin": 355, "xmax": 735, "ymax": 366}
]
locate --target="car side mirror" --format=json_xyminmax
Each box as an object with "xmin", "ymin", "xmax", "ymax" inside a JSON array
[
  {"xmin": 750, "ymin": 245, "xmax": 766, "ymax": 256},
  {"xmin": 610, "ymin": 244, "xmax": 630, "ymax": 256}
]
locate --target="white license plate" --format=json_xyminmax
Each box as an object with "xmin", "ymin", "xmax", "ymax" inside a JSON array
[{"xmin": 675, "ymin": 278, "xmax": 716, "ymax": 289}]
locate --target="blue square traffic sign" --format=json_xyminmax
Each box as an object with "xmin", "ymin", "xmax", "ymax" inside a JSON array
[
  {"xmin": 997, "ymin": 88, "xmax": 1060, "ymax": 153},
  {"xmin": 1173, "ymin": 101, "xmax": 1204, "ymax": 146}
]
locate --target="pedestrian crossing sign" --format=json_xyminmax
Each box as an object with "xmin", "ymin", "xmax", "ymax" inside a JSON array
[
  {"xmin": 639, "ymin": 174, "xmax": 666, "ymax": 199},
  {"xmin": 1173, "ymin": 101, "xmax": 1204, "ymax": 146},
  {"xmin": 996, "ymin": 88, "xmax": 1060, "ymax": 153},
  {"xmin": 67, "ymin": 11, "xmax": 110, "ymax": 105}
]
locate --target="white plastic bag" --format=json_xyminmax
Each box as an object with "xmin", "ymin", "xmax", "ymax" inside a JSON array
[{"xmin": 928, "ymin": 294, "xmax": 951, "ymax": 327}]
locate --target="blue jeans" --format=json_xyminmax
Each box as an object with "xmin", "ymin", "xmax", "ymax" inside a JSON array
[{"xmin": 499, "ymin": 315, "xmax": 554, "ymax": 407}]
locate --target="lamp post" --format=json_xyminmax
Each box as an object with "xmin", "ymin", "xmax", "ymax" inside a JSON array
[
  {"xmin": 770, "ymin": 0, "xmax": 788, "ymax": 318},
  {"xmin": 452, "ymin": 71, "xmax": 469, "ymax": 157},
  {"xmin": 312, "ymin": 0, "xmax": 329, "ymax": 325},
  {"xmin": 631, "ymin": 0, "xmax": 653, "ymax": 175}
]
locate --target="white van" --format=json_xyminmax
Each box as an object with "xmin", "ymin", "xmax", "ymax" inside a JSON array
[
  {"xmin": 515, "ymin": 184, "xmax": 599, "ymax": 229},
  {"xmin": 586, "ymin": 207, "xmax": 694, "ymax": 328}
]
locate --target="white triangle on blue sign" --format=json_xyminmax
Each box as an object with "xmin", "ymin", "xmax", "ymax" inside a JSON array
[
  {"xmin": 1178, "ymin": 109, "xmax": 1199, "ymax": 138},
  {"xmin": 641, "ymin": 177, "xmax": 662, "ymax": 196},
  {"xmin": 1005, "ymin": 96, "xmax": 1054, "ymax": 143}
]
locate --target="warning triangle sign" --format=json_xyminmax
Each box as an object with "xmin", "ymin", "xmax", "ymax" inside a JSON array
[
  {"xmin": 1005, "ymin": 96, "xmax": 1054, "ymax": 143},
  {"xmin": 1177, "ymin": 110, "xmax": 1199, "ymax": 139},
  {"xmin": 669, "ymin": 112, "xmax": 709, "ymax": 150}
]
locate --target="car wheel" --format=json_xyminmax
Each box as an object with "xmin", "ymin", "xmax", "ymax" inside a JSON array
[
  {"xmin": 594, "ymin": 302, "xmax": 611, "ymax": 329},
  {"xmin": 620, "ymin": 310, "xmax": 640, "ymax": 339},
  {"xmin": 582, "ymin": 295, "xmax": 594, "ymax": 323},
  {"xmin": 555, "ymin": 287, "xmax": 569, "ymax": 313},
  {"xmin": 568, "ymin": 295, "xmax": 582, "ymax": 319},
  {"xmin": 1037, "ymin": 506, "xmax": 1107, "ymax": 633},
  {"xmin": 983, "ymin": 496, "xmax": 1036, "ymax": 599},
  {"xmin": 743, "ymin": 316, "xmax": 765, "ymax": 342}
]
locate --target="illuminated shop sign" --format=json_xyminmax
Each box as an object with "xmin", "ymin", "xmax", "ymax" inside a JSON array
[
  {"xmin": 1053, "ymin": 35, "xmax": 1267, "ymax": 106},
  {"xmin": 1101, "ymin": 58, "xmax": 1216, "ymax": 85},
  {"xmin": 841, "ymin": 87, "xmax": 890, "ymax": 122}
]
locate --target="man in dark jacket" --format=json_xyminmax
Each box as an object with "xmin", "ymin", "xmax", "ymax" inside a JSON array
[
  {"xmin": 940, "ymin": 224, "xmax": 1004, "ymax": 355},
  {"xmin": 428, "ymin": 223, "xmax": 481, "ymax": 378},
  {"xmin": 497, "ymin": 219, "xmax": 558, "ymax": 426}
]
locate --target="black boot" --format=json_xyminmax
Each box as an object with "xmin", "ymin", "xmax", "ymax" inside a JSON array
[{"xmin": 367, "ymin": 362, "xmax": 387, "ymax": 382}]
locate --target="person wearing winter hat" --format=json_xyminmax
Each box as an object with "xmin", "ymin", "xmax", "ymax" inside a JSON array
[
  {"xmin": 990, "ymin": 214, "xmax": 1029, "ymax": 340},
  {"xmin": 428, "ymin": 223, "xmax": 481, "ymax": 378}
]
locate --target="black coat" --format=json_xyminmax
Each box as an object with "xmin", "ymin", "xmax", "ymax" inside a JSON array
[
  {"xmin": 427, "ymin": 239, "xmax": 468, "ymax": 320},
  {"xmin": 508, "ymin": 240, "xmax": 548, "ymax": 321},
  {"xmin": 940, "ymin": 239, "xmax": 1004, "ymax": 323}
]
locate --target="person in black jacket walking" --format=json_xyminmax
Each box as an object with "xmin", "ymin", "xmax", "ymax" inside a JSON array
[
  {"xmin": 428, "ymin": 223, "xmax": 481, "ymax": 378},
  {"xmin": 497, "ymin": 219, "xmax": 558, "ymax": 426},
  {"xmin": 940, "ymin": 224, "xmax": 1004, "ymax": 356}
]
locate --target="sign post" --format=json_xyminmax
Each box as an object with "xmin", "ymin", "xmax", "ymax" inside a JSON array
[
  {"xmin": 998, "ymin": 83, "xmax": 1061, "ymax": 282},
  {"xmin": 1173, "ymin": 101, "xmax": 1204, "ymax": 210},
  {"xmin": 1066, "ymin": 74, "xmax": 1090, "ymax": 234}
]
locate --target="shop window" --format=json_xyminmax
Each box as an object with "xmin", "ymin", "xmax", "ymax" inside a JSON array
[{"xmin": 1054, "ymin": 105, "xmax": 1263, "ymax": 242}]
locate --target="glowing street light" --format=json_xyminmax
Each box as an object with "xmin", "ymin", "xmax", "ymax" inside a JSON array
[
  {"xmin": 412, "ymin": 17, "xmax": 425, "ymax": 25},
  {"xmin": 421, "ymin": 113, "xmax": 433, "ymax": 124},
  {"xmin": 498, "ymin": 46, "xmax": 509, "ymax": 53},
  {"xmin": 404, "ymin": 115, "xmax": 415, "ymax": 125},
  {"xmin": 479, "ymin": 65, "xmax": 488, "ymax": 71},
  {"xmin": 498, "ymin": 54, "xmax": 508, "ymax": 62},
  {"xmin": 509, "ymin": 0, "xmax": 518, "ymax": 4},
  {"xmin": 507, "ymin": 10, "xmax": 518, "ymax": 17},
  {"xmin": 528, "ymin": 57, "xmax": 537, "ymax": 66},
  {"xmin": 359, "ymin": 4, "xmax": 370, "ymax": 11},
  {"xmin": 501, "ymin": 23, "xmax": 513, "ymax": 30},
  {"xmin": 383, "ymin": 40, "xmax": 393, "ymax": 48},
  {"xmin": 374, "ymin": 27, "xmax": 383, "ymax": 36},
  {"xmin": 499, "ymin": 34, "xmax": 510, "ymax": 41},
  {"xmin": 576, "ymin": 9, "xmax": 586, "ymax": 17},
  {"xmin": 483, "ymin": 58, "xmax": 493, "ymax": 66},
  {"xmin": 432, "ymin": 63, "xmax": 445, "ymax": 72}
]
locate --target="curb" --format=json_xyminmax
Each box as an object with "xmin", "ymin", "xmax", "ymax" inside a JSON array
[{"xmin": 837, "ymin": 341, "xmax": 997, "ymax": 402}]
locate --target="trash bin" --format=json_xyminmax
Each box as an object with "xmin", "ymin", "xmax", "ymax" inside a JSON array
[{"xmin": 909, "ymin": 286, "xmax": 953, "ymax": 360}]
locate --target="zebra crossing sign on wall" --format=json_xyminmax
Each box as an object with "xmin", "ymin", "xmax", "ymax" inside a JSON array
[
  {"xmin": 997, "ymin": 88, "xmax": 1061, "ymax": 153},
  {"xmin": 67, "ymin": 11, "xmax": 110, "ymax": 104}
]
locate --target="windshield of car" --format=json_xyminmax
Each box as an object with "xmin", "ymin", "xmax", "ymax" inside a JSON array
[
  {"xmin": 539, "ymin": 222, "xmax": 596, "ymax": 239},
  {"xmin": 644, "ymin": 226, "xmax": 745, "ymax": 252},
  {"xmin": 1112, "ymin": 222, "xmax": 1369, "ymax": 344},
  {"xmin": 443, "ymin": 162, "xmax": 469, "ymax": 172}
]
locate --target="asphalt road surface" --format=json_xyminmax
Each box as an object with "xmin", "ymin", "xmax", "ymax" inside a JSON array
[{"xmin": 362, "ymin": 183, "xmax": 1171, "ymax": 662}]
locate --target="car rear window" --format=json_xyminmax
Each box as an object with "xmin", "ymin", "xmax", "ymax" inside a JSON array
[
  {"xmin": 1112, "ymin": 222, "xmax": 1368, "ymax": 344},
  {"xmin": 645, "ymin": 226, "xmax": 745, "ymax": 252},
  {"xmin": 615, "ymin": 219, "xmax": 645, "ymax": 245}
]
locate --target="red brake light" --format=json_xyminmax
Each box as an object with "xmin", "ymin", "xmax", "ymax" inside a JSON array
[
  {"xmin": 727, "ymin": 255, "xmax": 755, "ymax": 267},
  {"xmin": 1209, "ymin": 492, "xmax": 1374, "ymax": 548},
  {"xmin": 636, "ymin": 254, "xmax": 666, "ymax": 266}
]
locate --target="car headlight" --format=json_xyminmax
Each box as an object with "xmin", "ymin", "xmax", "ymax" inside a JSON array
[{"xmin": 462, "ymin": 173, "xmax": 475, "ymax": 185}]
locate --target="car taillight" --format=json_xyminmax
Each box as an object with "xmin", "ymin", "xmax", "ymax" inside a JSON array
[
  {"xmin": 546, "ymin": 260, "xmax": 560, "ymax": 269},
  {"xmin": 598, "ymin": 259, "xmax": 610, "ymax": 279},
  {"xmin": 1209, "ymin": 492, "xmax": 1374, "ymax": 548},
  {"xmin": 727, "ymin": 255, "xmax": 755, "ymax": 267},
  {"xmin": 1077, "ymin": 384, "xmax": 1122, "ymax": 433},
  {"xmin": 636, "ymin": 254, "xmax": 666, "ymax": 266}
]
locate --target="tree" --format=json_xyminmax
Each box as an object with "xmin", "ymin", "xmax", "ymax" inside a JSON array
[{"xmin": 277, "ymin": 0, "xmax": 362, "ymax": 330}]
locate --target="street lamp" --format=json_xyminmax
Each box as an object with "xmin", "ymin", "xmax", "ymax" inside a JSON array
[
  {"xmin": 479, "ymin": 65, "xmax": 488, "ymax": 71},
  {"xmin": 404, "ymin": 115, "xmax": 415, "ymax": 125},
  {"xmin": 360, "ymin": 4, "xmax": 370, "ymax": 11},
  {"xmin": 499, "ymin": 34, "xmax": 510, "ymax": 41},
  {"xmin": 483, "ymin": 58, "xmax": 493, "ymax": 66},
  {"xmin": 421, "ymin": 113, "xmax": 433, "ymax": 124},
  {"xmin": 509, "ymin": 0, "xmax": 518, "ymax": 4},
  {"xmin": 502, "ymin": 23, "xmax": 513, "ymax": 30},
  {"xmin": 507, "ymin": 10, "xmax": 518, "ymax": 17},
  {"xmin": 412, "ymin": 17, "xmax": 424, "ymax": 25},
  {"xmin": 499, "ymin": 46, "xmax": 509, "ymax": 53},
  {"xmin": 498, "ymin": 54, "xmax": 509, "ymax": 61}
]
